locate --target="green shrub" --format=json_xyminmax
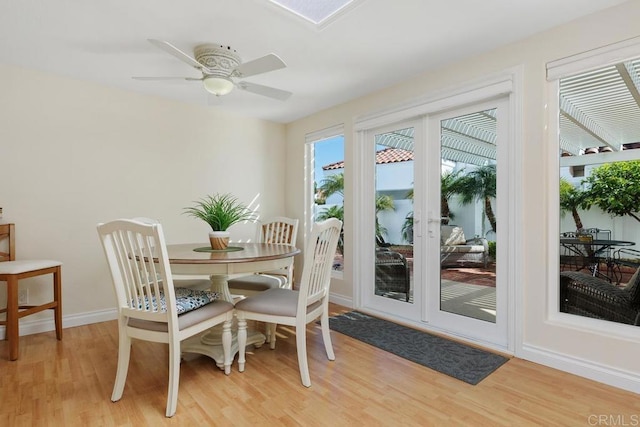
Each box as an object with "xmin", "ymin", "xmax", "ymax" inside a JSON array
[{"xmin": 488, "ymin": 241, "xmax": 496, "ymax": 259}]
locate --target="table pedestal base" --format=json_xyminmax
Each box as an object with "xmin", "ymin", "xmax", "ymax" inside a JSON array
[{"xmin": 181, "ymin": 327, "xmax": 266, "ymax": 370}]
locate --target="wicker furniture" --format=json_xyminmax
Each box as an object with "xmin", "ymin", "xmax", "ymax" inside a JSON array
[
  {"xmin": 560, "ymin": 270, "xmax": 640, "ymax": 325},
  {"xmin": 375, "ymin": 249, "xmax": 410, "ymax": 301},
  {"xmin": 441, "ymin": 238, "xmax": 489, "ymax": 268},
  {"xmin": 440, "ymin": 225, "xmax": 488, "ymax": 268}
]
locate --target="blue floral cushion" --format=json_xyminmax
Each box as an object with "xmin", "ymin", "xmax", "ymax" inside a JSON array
[
  {"xmin": 174, "ymin": 288, "xmax": 220, "ymax": 314},
  {"xmin": 134, "ymin": 287, "xmax": 219, "ymax": 315}
]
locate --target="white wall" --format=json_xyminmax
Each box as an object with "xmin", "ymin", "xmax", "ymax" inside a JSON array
[
  {"xmin": 284, "ymin": 1, "xmax": 640, "ymax": 392},
  {"xmin": 0, "ymin": 64, "xmax": 286, "ymax": 326}
]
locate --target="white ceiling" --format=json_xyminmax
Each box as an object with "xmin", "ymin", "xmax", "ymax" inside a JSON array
[{"xmin": 0, "ymin": 0, "xmax": 628, "ymax": 123}]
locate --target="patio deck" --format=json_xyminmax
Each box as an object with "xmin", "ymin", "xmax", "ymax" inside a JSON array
[{"xmin": 377, "ymin": 264, "xmax": 497, "ymax": 322}]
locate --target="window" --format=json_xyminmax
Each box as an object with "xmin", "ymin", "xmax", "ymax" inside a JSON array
[
  {"xmin": 548, "ymin": 37, "xmax": 640, "ymax": 327},
  {"xmin": 306, "ymin": 126, "xmax": 345, "ymax": 275}
]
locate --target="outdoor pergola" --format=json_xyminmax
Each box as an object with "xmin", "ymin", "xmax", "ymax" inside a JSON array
[
  {"xmin": 373, "ymin": 58, "xmax": 640, "ymax": 163},
  {"xmin": 560, "ymin": 58, "xmax": 640, "ymax": 155}
]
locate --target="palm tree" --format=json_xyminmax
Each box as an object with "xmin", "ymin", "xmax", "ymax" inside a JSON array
[
  {"xmin": 440, "ymin": 170, "xmax": 465, "ymax": 224},
  {"xmin": 318, "ymin": 172, "xmax": 396, "ymax": 244},
  {"xmin": 317, "ymin": 173, "xmax": 346, "ymax": 253},
  {"xmin": 316, "ymin": 205, "xmax": 345, "ymax": 254},
  {"xmin": 457, "ymin": 164, "xmax": 497, "ymax": 233},
  {"xmin": 318, "ymin": 173, "xmax": 344, "ymax": 198},
  {"xmin": 316, "ymin": 205, "xmax": 344, "ymax": 222},
  {"xmin": 375, "ymin": 194, "xmax": 395, "ymax": 241}
]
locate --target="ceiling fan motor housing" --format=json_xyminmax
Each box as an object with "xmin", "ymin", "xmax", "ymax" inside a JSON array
[{"xmin": 194, "ymin": 44, "xmax": 240, "ymax": 78}]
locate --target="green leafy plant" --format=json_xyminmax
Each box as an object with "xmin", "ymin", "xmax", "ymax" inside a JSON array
[
  {"xmin": 183, "ymin": 193, "xmax": 256, "ymax": 231},
  {"xmin": 582, "ymin": 160, "xmax": 640, "ymax": 223},
  {"xmin": 401, "ymin": 211, "xmax": 414, "ymax": 244},
  {"xmin": 559, "ymin": 177, "xmax": 586, "ymax": 230},
  {"xmin": 488, "ymin": 241, "xmax": 496, "ymax": 260}
]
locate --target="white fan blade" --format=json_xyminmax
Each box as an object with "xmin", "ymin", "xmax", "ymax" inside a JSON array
[
  {"xmin": 132, "ymin": 76, "xmax": 203, "ymax": 81},
  {"xmin": 233, "ymin": 54, "xmax": 286, "ymax": 78},
  {"xmin": 147, "ymin": 39, "xmax": 211, "ymax": 72},
  {"xmin": 237, "ymin": 81, "xmax": 292, "ymax": 101}
]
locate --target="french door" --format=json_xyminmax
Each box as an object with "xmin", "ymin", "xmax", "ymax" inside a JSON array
[
  {"xmin": 361, "ymin": 119, "xmax": 423, "ymax": 321},
  {"xmin": 359, "ymin": 97, "xmax": 511, "ymax": 349},
  {"xmin": 425, "ymin": 98, "xmax": 509, "ymax": 348}
]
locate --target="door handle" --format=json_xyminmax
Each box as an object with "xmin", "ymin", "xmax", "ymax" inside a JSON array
[{"xmin": 427, "ymin": 212, "xmax": 440, "ymax": 237}]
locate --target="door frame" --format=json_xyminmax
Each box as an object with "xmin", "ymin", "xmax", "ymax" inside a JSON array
[
  {"xmin": 424, "ymin": 97, "xmax": 510, "ymax": 348},
  {"xmin": 353, "ymin": 69, "xmax": 522, "ymax": 353}
]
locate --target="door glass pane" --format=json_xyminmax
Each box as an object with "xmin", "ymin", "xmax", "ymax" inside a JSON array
[
  {"xmin": 558, "ymin": 58, "xmax": 640, "ymax": 325},
  {"xmin": 374, "ymin": 127, "xmax": 414, "ymax": 303},
  {"xmin": 439, "ymin": 109, "xmax": 497, "ymax": 323}
]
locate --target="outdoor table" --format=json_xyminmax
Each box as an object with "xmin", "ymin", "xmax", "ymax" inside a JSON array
[{"xmin": 560, "ymin": 238, "xmax": 635, "ymax": 280}]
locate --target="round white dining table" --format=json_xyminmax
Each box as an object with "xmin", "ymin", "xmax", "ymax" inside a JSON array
[{"xmin": 165, "ymin": 242, "xmax": 301, "ymax": 369}]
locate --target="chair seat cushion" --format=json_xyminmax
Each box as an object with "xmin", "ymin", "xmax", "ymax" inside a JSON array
[
  {"xmin": 0, "ymin": 260, "xmax": 62, "ymax": 274},
  {"xmin": 227, "ymin": 274, "xmax": 285, "ymax": 291},
  {"xmin": 134, "ymin": 287, "xmax": 220, "ymax": 315},
  {"xmin": 441, "ymin": 225, "xmax": 466, "ymax": 245},
  {"xmin": 441, "ymin": 244, "xmax": 485, "ymax": 254},
  {"xmin": 234, "ymin": 288, "xmax": 299, "ymax": 317},
  {"xmin": 128, "ymin": 300, "xmax": 235, "ymax": 332}
]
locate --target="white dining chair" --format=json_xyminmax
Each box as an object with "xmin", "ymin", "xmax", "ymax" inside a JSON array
[
  {"xmin": 130, "ymin": 217, "xmax": 212, "ymax": 290},
  {"xmin": 228, "ymin": 216, "xmax": 299, "ymax": 297},
  {"xmin": 97, "ymin": 218, "xmax": 234, "ymax": 417},
  {"xmin": 235, "ymin": 218, "xmax": 342, "ymax": 387}
]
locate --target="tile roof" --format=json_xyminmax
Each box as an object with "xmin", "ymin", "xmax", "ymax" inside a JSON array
[{"xmin": 322, "ymin": 148, "xmax": 413, "ymax": 170}]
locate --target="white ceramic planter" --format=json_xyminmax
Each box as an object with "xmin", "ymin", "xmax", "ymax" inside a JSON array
[{"xmin": 209, "ymin": 231, "xmax": 230, "ymax": 250}]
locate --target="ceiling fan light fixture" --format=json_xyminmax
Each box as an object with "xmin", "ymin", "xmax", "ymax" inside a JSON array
[{"xmin": 203, "ymin": 76, "xmax": 234, "ymax": 96}]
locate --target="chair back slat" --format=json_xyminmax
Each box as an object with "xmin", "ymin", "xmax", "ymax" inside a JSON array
[
  {"xmin": 296, "ymin": 219, "xmax": 342, "ymax": 312},
  {"xmin": 260, "ymin": 217, "xmax": 299, "ymax": 245},
  {"xmin": 0, "ymin": 223, "xmax": 16, "ymax": 262},
  {"xmin": 258, "ymin": 217, "xmax": 299, "ymax": 286},
  {"xmin": 98, "ymin": 219, "xmax": 177, "ymax": 324}
]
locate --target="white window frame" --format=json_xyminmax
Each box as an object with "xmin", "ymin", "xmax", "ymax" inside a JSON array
[{"xmin": 546, "ymin": 35, "xmax": 640, "ymax": 339}]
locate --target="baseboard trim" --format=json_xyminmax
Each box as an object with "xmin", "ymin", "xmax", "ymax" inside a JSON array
[
  {"xmin": 519, "ymin": 343, "xmax": 640, "ymax": 394},
  {"xmin": 329, "ymin": 293, "xmax": 353, "ymax": 309},
  {"xmin": 331, "ymin": 292, "xmax": 640, "ymax": 393},
  {"xmin": 0, "ymin": 308, "xmax": 118, "ymax": 340}
]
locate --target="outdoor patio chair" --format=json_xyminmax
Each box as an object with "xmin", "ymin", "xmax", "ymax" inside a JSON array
[
  {"xmin": 375, "ymin": 248, "xmax": 410, "ymax": 302},
  {"xmin": 560, "ymin": 269, "xmax": 640, "ymax": 326},
  {"xmin": 610, "ymin": 248, "xmax": 640, "ymax": 285}
]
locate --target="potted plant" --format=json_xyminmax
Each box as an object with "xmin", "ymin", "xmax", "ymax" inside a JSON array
[{"xmin": 184, "ymin": 193, "xmax": 257, "ymax": 250}]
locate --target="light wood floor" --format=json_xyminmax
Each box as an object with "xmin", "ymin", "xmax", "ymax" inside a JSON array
[{"xmin": 1, "ymin": 303, "xmax": 639, "ymax": 426}]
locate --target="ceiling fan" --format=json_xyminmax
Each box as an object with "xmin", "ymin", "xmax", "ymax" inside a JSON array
[{"xmin": 133, "ymin": 39, "xmax": 292, "ymax": 101}]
